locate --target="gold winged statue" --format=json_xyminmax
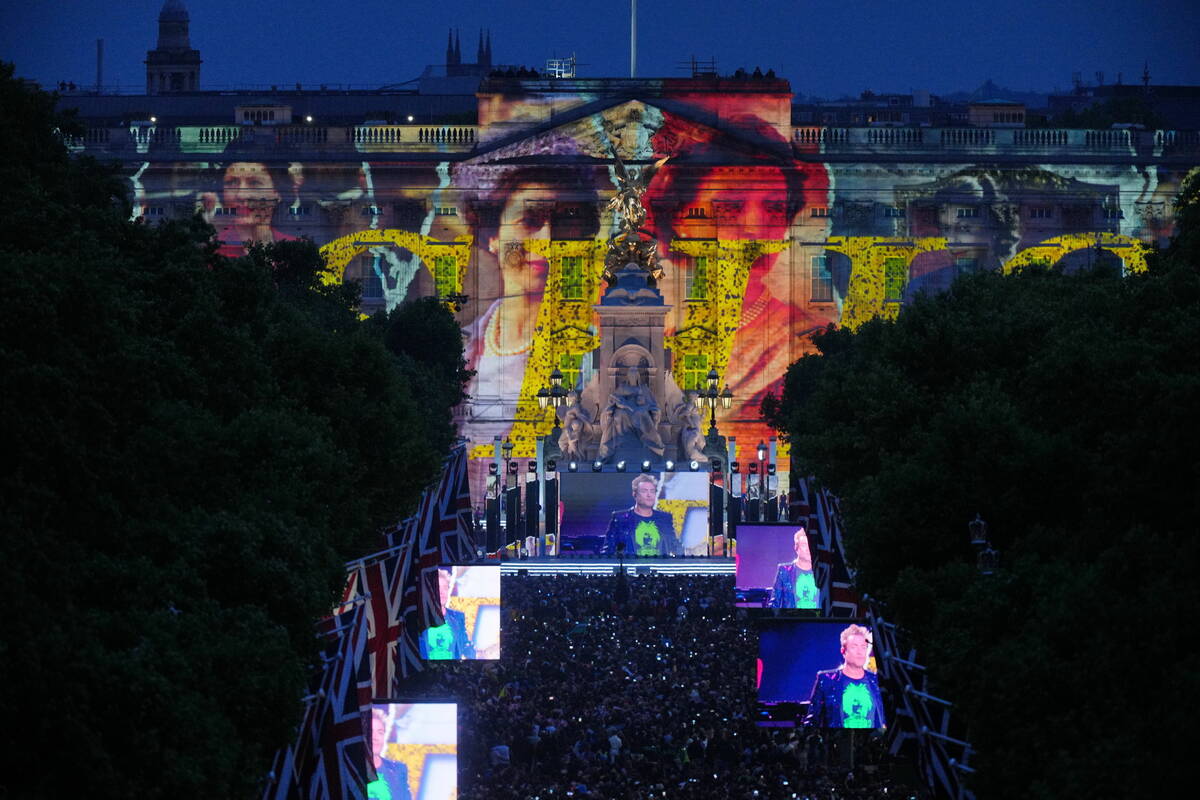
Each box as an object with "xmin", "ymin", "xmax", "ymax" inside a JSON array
[{"xmin": 604, "ymin": 151, "xmax": 669, "ymax": 283}]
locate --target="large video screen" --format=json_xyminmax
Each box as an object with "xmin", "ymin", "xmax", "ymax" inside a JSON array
[
  {"xmin": 735, "ymin": 523, "xmax": 823, "ymax": 609},
  {"xmin": 369, "ymin": 702, "xmax": 457, "ymax": 800},
  {"xmin": 756, "ymin": 620, "xmax": 883, "ymax": 729},
  {"xmin": 422, "ymin": 566, "xmax": 501, "ymax": 660},
  {"xmin": 558, "ymin": 471, "xmax": 709, "ymax": 556}
]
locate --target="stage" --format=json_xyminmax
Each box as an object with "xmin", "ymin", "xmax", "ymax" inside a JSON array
[{"xmin": 497, "ymin": 557, "xmax": 734, "ymax": 576}]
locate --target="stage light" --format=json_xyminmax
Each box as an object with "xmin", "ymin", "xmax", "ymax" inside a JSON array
[
  {"xmin": 305, "ymin": 115, "xmax": 313, "ymax": 123},
  {"xmin": 488, "ymin": 463, "xmax": 499, "ymax": 476},
  {"xmin": 149, "ymin": 116, "xmax": 157, "ymax": 123},
  {"xmin": 527, "ymin": 461, "xmax": 538, "ymax": 474},
  {"xmin": 568, "ymin": 461, "xmax": 578, "ymax": 472},
  {"xmin": 710, "ymin": 458, "xmax": 722, "ymax": 472},
  {"xmin": 616, "ymin": 460, "xmax": 627, "ymax": 472},
  {"xmin": 592, "ymin": 460, "xmax": 603, "ymax": 472},
  {"xmin": 508, "ymin": 461, "xmax": 519, "ymax": 474},
  {"xmin": 407, "ymin": 114, "xmax": 414, "ymax": 122},
  {"xmin": 664, "ymin": 459, "xmax": 675, "ymax": 471},
  {"xmin": 546, "ymin": 459, "xmax": 557, "ymax": 472},
  {"xmin": 641, "ymin": 459, "xmax": 651, "ymax": 472},
  {"xmin": 768, "ymin": 463, "xmax": 776, "ymax": 475},
  {"xmin": 731, "ymin": 461, "xmax": 740, "ymax": 474},
  {"xmin": 749, "ymin": 462, "xmax": 759, "ymax": 474},
  {"xmin": 689, "ymin": 460, "xmax": 700, "ymax": 471}
]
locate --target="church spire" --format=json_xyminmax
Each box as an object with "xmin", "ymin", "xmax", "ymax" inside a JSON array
[
  {"xmin": 453, "ymin": 29, "xmax": 462, "ymax": 65},
  {"xmin": 484, "ymin": 29, "xmax": 492, "ymax": 68},
  {"xmin": 446, "ymin": 29, "xmax": 454, "ymax": 68}
]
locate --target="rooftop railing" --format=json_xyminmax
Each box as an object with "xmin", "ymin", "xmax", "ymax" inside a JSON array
[{"xmin": 792, "ymin": 126, "xmax": 1199, "ymax": 156}]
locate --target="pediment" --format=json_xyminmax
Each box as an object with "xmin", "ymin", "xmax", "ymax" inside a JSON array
[{"xmin": 465, "ymin": 98, "xmax": 792, "ymax": 168}]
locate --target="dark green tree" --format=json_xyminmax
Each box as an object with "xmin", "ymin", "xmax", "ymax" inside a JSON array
[
  {"xmin": 764, "ymin": 171, "xmax": 1200, "ymax": 798},
  {"xmin": 0, "ymin": 64, "xmax": 467, "ymax": 797}
]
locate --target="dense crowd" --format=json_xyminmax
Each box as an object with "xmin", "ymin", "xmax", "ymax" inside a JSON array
[{"xmin": 405, "ymin": 574, "xmax": 927, "ymax": 800}]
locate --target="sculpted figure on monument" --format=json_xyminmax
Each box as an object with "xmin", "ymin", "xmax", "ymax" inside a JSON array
[{"xmin": 598, "ymin": 364, "xmax": 666, "ymax": 459}]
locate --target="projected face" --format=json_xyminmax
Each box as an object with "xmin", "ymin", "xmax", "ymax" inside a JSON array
[
  {"xmin": 371, "ymin": 710, "xmax": 388, "ymax": 759},
  {"xmin": 490, "ymin": 182, "xmax": 552, "ymax": 295},
  {"xmin": 438, "ymin": 568, "xmax": 453, "ymax": 609},
  {"xmin": 222, "ymin": 161, "xmax": 280, "ymax": 229},
  {"xmin": 842, "ymin": 631, "xmax": 870, "ymax": 671},
  {"xmin": 793, "ymin": 529, "xmax": 812, "ymax": 570},
  {"xmin": 633, "ymin": 478, "xmax": 657, "ymax": 511}
]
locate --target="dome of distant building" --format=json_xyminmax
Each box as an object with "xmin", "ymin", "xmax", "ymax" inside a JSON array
[{"xmin": 159, "ymin": 0, "xmax": 189, "ymax": 22}]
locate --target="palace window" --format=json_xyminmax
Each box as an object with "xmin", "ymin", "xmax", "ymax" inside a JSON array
[
  {"xmin": 810, "ymin": 255, "xmax": 833, "ymax": 302},
  {"xmin": 361, "ymin": 255, "xmax": 384, "ymax": 299},
  {"xmin": 685, "ymin": 256, "xmax": 709, "ymax": 301},
  {"xmin": 558, "ymin": 353, "xmax": 584, "ymax": 390},
  {"xmin": 810, "ymin": 206, "xmax": 831, "ymax": 218},
  {"xmin": 288, "ymin": 205, "xmax": 312, "ymax": 216},
  {"xmin": 680, "ymin": 354, "xmax": 710, "ymax": 391},
  {"xmin": 882, "ymin": 206, "xmax": 906, "ymax": 218},
  {"xmin": 685, "ymin": 206, "xmax": 708, "ymax": 219},
  {"xmin": 1029, "ymin": 206, "xmax": 1053, "ymax": 219},
  {"xmin": 433, "ymin": 255, "xmax": 457, "ymax": 297},
  {"xmin": 561, "ymin": 255, "xmax": 585, "ymax": 301},
  {"xmin": 956, "ymin": 207, "xmax": 980, "ymax": 219},
  {"xmin": 884, "ymin": 257, "xmax": 906, "ymax": 302},
  {"xmin": 436, "ymin": 206, "xmax": 458, "ymax": 216}
]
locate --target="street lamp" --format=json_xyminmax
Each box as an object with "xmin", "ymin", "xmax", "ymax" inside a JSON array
[
  {"xmin": 501, "ymin": 438, "xmax": 514, "ymax": 488},
  {"xmin": 693, "ymin": 367, "xmax": 733, "ymax": 433},
  {"xmin": 536, "ymin": 367, "xmax": 575, "ymax": 436}
]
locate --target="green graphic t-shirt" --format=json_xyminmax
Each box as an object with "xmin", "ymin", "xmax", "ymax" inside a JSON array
[
  {"xmin": 634, "ymin": 519, "xmax": 661, "ymax": 556},
  {"xmin": 841, "ymin": 677, "xmax": 877, "ymax": 728},
  {"xmin": 366, "ymin": 776, "xmax": 393, "ymax": 800},
  {"xmin": 424, "ymin": 623, "xmax": 455, "ymax": 660},
  {"xmin": 793, "ymin": 570, "xmax": 819, "ymax": 609}
]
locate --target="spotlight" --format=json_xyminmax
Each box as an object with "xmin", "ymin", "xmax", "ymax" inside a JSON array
[
  {"xmin": 528, "ymin": 461, "xmax": 538, "ymax": 474},
  {"xmin": 665, "ymin": 460, "xmax": 675, "ymax": 471},
  {"xmin": 508, "ymin": 461, "xmax": 519, "ymax": 474},
  {"xmin": 731, "ymin": 461, "xmax": 740, "ymax": 474},
  {"xmin": 641, "ymin": 460, "xmax": 651, "ymax": 472},
  {"xmin": 768, "ymin": 463, "xmax": 776, "ymax": 476},
  {"xmin": 616, "ymin": 460, "xmax": 627, "ymax": 472},
  {"xmin": 568, "ymin": 461, "xmax": 578, "ymax": 472},
  {"xmin": 488, "ymin": 463, "xmax": 499, "ymax": 476},
  {"xmin": 710, "ymin": 458, "xmax": 722, "ymax": 472},
  {"xmin": 305, "ymin": 115, "xmax": 313, "ymax": 123},
  {"xmin": 546, "ymin": 459, "xmax": 557, "ymax": 472},
  {"xmin": 592, "ymin": 460, "xmax": 603, "ymax": 472},
  {"xmin": 406, "ymin": 114, "xmax": 414, "ymax": 122},
  {"xmin": 749, "ymin": 462, "xmax": 759, "ymax": 474},
  {"xmin": 689, "ymin": 460, "xmax": 700, "ymax": 471}
]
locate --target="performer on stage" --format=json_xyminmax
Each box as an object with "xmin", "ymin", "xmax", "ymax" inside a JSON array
[
  {"xmin": 604, "ymin": 474, "xmax": 682, "ymax": 557},
  {"xmin": 420, "ymin": 568, "xmax": 475, "ymax": 660},
  {"xmin": 771, "ymin": 528, "xmax": 820, "ymax": 609},
  {"xmin": 803, "ymin": 624, "xmax": 884, "ymax": 729}
]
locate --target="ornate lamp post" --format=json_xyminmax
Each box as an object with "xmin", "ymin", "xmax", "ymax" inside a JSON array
[
  {"xmin": 501, "ymin": 438, "xmax": 514, "ymax": 489},
  {"xmin": 693, "ymin": 367, "xmax": 733, "ymax": 434}
]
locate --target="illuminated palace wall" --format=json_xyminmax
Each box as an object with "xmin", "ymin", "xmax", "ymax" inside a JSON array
[{"xmin": 109, "ymin": 77, "xmax": 1198, "ymax": 490}]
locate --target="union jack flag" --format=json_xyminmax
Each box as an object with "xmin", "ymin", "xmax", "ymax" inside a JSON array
[
  {"xmin": 414, "ymin": 485, "xmax": 448, "ymax": 631},
  {"xmin": 439, "ymin": 445, "xmax": 477, "ymax": 562},
  {"xmin": 360, "ymin": 551, "xmax": 407, "ymax": 698},
  {"xmin": 305, "ymin": 603, "xmax": 376, "ymax": 800}
]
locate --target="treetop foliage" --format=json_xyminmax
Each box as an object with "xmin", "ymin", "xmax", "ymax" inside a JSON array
[
  {"xmin": 0, "ymin": 63, "xmax": 468, "ymax": 798},
  {"xmin": 764, "ymin": 169, "xmax": 1200, "ymax": 799}
]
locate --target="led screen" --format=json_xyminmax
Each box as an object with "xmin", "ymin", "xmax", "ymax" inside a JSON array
[
  {"xmin": 735, "ymin": 523, "xmax": 823, "ymax": 609},
  {"xmin": 369, "ymin": 702, "xmax": 457, "ymax": 800},
  {"xmin": 558, "ymin": 471, "xmax": 709, "ymax": 556},
  {"xmin": 756, "ymin": 620, "xmax": 883, "ymax": 729},
  {"xmin": 422, "ymin": 566, "xmax": 500, "ymax": 660}
]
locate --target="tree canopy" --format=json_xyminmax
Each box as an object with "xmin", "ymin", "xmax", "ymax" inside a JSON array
[
  {"xmin": 764, "ymin": 170, "xmax": 1200, "ymax": 799},
  {"xmin": 0, "ymin": 63, "xmax": 468, "ymax": 797}
]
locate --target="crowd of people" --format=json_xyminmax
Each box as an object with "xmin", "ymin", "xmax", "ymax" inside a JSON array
[{"xmin": 404, "ymin": 574, "xmax": 927, "ymax": 800}]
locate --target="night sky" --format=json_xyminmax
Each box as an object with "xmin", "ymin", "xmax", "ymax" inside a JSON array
[{"xmin": 3, "ymin": 0, "xmax": 1199, "ymax": 98}]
